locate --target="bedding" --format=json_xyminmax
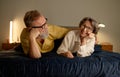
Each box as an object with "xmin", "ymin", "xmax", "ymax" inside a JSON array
[{"xmin": 0, "ymin": 39, "xmax": 120, "ymax": 77}]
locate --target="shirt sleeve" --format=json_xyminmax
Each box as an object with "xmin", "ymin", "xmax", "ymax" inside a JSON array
[
  {"xmin": 20, "ymin": 28, "xmax": 29, "ymax": 55},
  {"xmin": 48, "ymin": 24, "xmax": 70, "ymax": 40},
  {"xmin": 57, "ymin": 31, "xmax": 73, "ymax": 54},
  {"xmin": 77, "ymin": 37, "xmax": 95, "ymax": 57},
  {"xmin": 20, "ymin": 28, "xmax": 42, "ymax": 55}
]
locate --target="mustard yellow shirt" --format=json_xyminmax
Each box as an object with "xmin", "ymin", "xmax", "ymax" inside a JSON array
[{"xmin": 20, "ymin": 24, "xmax": 69, "ymax": 55}]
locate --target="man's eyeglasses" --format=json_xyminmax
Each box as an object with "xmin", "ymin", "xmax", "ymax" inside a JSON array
[
  {"xmin": 31, "ymin": 18, "xmax": 47, "ymax": 29},
  {"xmin": 32, "ymin": 22, "xmax": 47, "ymax": 29}
]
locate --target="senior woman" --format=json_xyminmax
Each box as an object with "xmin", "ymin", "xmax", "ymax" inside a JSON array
[{"xmin": 57, "ymin": 17, "xmax": 98, "ymax": 58}]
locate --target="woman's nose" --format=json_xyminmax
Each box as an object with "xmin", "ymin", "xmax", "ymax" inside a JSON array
[{"xmin": 83, "ymin": 27, "xmax": 87, "ymax": 32}]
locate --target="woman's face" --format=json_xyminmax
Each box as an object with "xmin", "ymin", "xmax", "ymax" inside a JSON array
[{"xmin": 80, "ymin": 20, "xmax": 93, "ymax": 38}]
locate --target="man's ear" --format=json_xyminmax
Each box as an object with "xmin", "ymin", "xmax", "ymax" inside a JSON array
[{"xmin": 27, "ymin": 27, "xmax": 32, "ymax": 32}]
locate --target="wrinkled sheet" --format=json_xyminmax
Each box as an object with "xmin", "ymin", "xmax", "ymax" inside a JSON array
[{"xmin": 0, "ymin": 50, "xmax": 120, "ymax": 77}]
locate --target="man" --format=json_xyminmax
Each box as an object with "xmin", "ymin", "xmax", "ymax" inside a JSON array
[{"xmin": 20, "ymin": 10, "xmax": 69, "ymax": 58}]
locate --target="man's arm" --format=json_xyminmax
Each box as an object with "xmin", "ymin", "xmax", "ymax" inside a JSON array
[
  {"xmin": 28, "ymin": 28, "xmax": 42, "ymax": 58},
  {"xmin": 20, "ymin": 28, "xmax": 42, "ymax": 59},
  {"xmin": 29, "ymin": 36, "xmax": 41, "ymax": 58}
]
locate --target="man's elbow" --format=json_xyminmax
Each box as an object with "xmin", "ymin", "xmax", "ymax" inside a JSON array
[{"xmin": 29, "ymin": 54, "xmax": 42, "ymax": 59}]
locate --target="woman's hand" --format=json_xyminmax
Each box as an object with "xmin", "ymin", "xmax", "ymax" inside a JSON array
[
  {"xmin": 81, "ymin": 32, "xmax": 95, "ymax": 45},
  {"xmin": 60, "ymin": 51, "xmax": 74, "ymax": 58},
  {"xmin": 87, "ymin": 32, "xmax": 95, "ymax": 39}
]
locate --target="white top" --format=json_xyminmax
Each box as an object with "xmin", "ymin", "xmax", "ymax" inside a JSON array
[{"xmin": 57, "ymin": 30, "xmax": 95, "ymax": 57}]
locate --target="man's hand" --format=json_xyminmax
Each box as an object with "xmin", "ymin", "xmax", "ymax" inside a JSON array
[
  {"xmin": 60, "ymin": 51, "xmax": 74, "ymax": 58},
  {"xmin": 29, "ymin": 28, "xmax": 42, "ymax": 39}
]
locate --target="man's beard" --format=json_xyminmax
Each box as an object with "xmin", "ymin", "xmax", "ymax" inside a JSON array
[{"xmin": 39, "ymin": 29, "xmax": 49, "ymax": 39}]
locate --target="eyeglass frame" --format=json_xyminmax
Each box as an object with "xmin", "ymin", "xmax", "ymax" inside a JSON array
[
  {"xmin": 31, "ymin": 18, "xmax": 47, "ymax": 29},
  {"xmin": 80, "ymin": 24, "xmax": 93, "ymax": 31}
]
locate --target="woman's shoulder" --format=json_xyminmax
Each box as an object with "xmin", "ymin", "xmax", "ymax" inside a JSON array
[
  {"xmin": 67, "ymin": 30, "xmax": 80, "ymax": 35},
  {"xmin": 65, "ymin": 30, "xmax": 79, "ymax": 38}
]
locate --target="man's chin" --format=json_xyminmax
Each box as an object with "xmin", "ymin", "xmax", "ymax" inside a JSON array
[{"xmin": 40, "ymin": 33, "xmax": 49, "ymax": 39}]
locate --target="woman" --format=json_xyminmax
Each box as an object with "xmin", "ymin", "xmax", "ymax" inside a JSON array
[{"xmin": 57, "ymin": 17, "xmax": 98, "ymax": 58}]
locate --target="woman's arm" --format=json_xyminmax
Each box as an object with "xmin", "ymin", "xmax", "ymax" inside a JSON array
[
  {"xmin": 77, "ymin": 33, "xmax": 95, "ymax": 57},
  {"xmin": 57, "ymin": 31, "xmax": 74, "ymax": 58},
  {"xmin": 60, "ymin": 51, "xmax": 74, "ymax": 58}
]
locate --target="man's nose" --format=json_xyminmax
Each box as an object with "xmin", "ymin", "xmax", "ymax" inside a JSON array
[{"xmin": 45, "ymin": 24, "xmax": 47, "ymax": 28}]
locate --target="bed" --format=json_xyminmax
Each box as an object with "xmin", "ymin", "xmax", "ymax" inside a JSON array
[{"xmin": 0, "ymin": 38, "xmax": 120, "ymax": 77}]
